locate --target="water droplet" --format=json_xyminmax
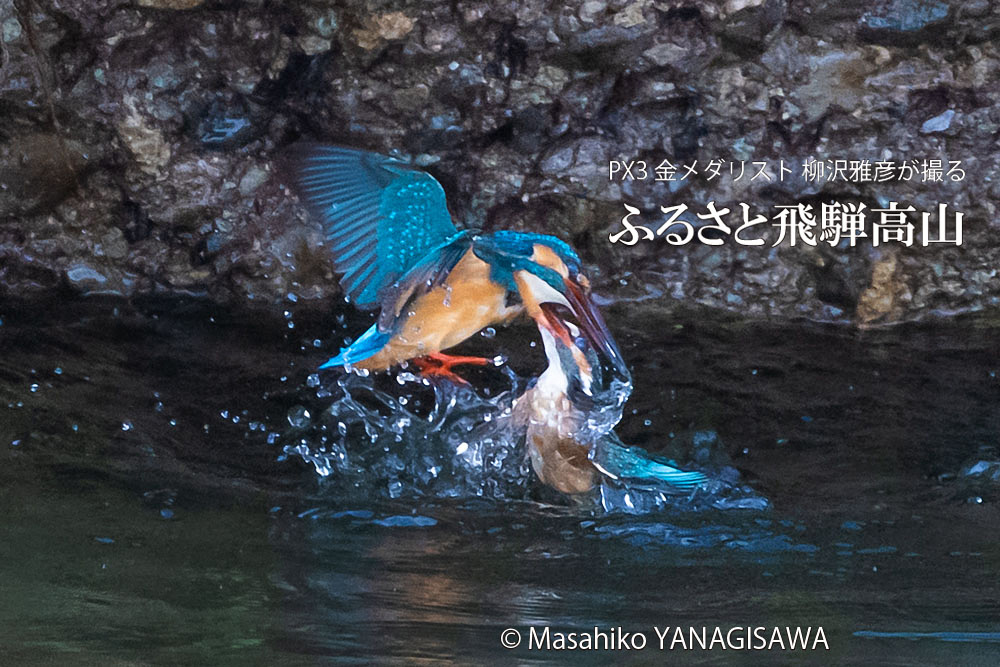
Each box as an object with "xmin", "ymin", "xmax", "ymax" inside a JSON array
[
  {"xmin": 29, "ymin": 383, "xmax": 39, "ymax": 393},
  {"xmin": 306, "ymin": 373, "xmax": 321, "ymax": 388},
  {"xmin": 287, "ymin": 406, "xmax": 312, "ymax": 428},
  {"xmin": 121, "ymin": 421, "xmax": 133, "ymax": 432}
]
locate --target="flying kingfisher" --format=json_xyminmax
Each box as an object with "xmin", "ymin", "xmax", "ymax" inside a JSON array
[{"xmin": 284, "ymin": 145, "xmax": 622, "ymax": 383}]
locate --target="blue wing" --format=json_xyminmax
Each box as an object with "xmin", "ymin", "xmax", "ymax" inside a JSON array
[
  {"xmin": 592, "ymin": 438, "xmax": 706, "ymax": 492},
  {"xmin": 286, "ymin": 145, "xmax": 460, "ymax": 308}
]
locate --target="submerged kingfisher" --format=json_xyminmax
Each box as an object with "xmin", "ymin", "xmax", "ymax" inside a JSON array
[
  {"xmin": 514, "ymin": 287, "xmax": 708, "ymax": 496},
  {"xmin": 285, "ymin": 145, "xmax": 622, "ymax": 383}
]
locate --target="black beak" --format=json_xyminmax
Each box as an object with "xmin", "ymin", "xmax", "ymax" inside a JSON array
[{"xmin": 557, "ymin": 280, "xmax": 629, "ymax": 380}]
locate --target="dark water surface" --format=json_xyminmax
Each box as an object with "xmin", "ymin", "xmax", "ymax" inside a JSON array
[{"xmin": 1, "ymin": 296, "xmax": 999, "ymax": 665}]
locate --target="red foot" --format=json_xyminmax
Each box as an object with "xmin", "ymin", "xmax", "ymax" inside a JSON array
[{"xmin": 412, "ymin": 352, "xmax": 490, "ymax": 385}]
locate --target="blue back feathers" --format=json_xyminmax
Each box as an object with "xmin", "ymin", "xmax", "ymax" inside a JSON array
[
  {"xmin": 287, "ymin": 145, "xmax": 460, "ymax": 308},
  {"xmin": 474, "ymin": 230, "xmax": 583, "ymax": 292}
]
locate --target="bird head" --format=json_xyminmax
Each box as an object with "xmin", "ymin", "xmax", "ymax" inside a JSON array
[{"xmin": 473, "ymin": 231, "xmax": 630, "ymax": 392}]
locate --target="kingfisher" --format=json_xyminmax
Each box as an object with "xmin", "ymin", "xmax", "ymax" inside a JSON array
[
  {"xmin": 284, "ymin": 144, "xmax": 622, "ymax": 383},
  {"xmin": 514, "ymin": 278, "xmax": 707, "ymax": 496}
]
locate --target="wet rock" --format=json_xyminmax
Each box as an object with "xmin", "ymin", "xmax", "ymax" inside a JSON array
[
  {"xmin": 612, "ymin": 2, "xmax": 648, "ymax": 29},
  {"xmin": 642, "ymin": 42, "xmax": 687, "ymax": 67},
  {"xmin": 191, "ymin": 97, "xmax": 263, "ymax": 151},
  {"xmin": 238, "ymin": 166, "xmax": 269, "ymax": 196},
  {"xmin": 64, "ymin": 264, "xmax": 108, "ymax": 291},
  {"xmin": 719, "ymin": 0, "xmax": 787, "ymax": 54},
  {"xmin": 539, "ymin": 136, "xmax": 614, "ymax": 196},
  {"xmin": 351, "ymin": 11, "xmax": 415, "ymax": 50},
  {"xmin": 392, "ymin": 84, "xmax": 430, "ymax": 113},
  {"xmin": 137, "ymin": 0, "xmax": 204, "ymax": 8},
  {"xmin": 118, "ymin": 97, "xmax": 171, "ymax": 178},
  {"xmin": 858, "ymin": 0, "xmax": 950, "ymax": 46},
  {"xmin": 856, "ymin": 253, "xmax": 911, "ymax": 324},
  {"xmin": 2, "ymin": 16, "xmax": 22, "ymax": 42},
  {"xmin": 63, "ymin": 263, "xmax": 132, "ymax": 296},
  {"xmin": 0, "ymin": 134, "xmax": 89, "ymax": 218},
  {"xmin": 793, "ymin": 49, "xmax": 878, "ymax": 122},
  {"xmin": 920, "ymin": 109, "xmax": 955, "ymax": 134}
]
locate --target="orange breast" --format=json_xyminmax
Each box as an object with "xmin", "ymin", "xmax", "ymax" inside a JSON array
[{"xmin": 356, "ymin": 249, "xmax": 521, "ymax": 370}]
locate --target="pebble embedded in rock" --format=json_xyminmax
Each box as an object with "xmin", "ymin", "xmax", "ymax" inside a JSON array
[{"xmin": 920, "ymin": 109, "xmax": 955, "ymax": 134}]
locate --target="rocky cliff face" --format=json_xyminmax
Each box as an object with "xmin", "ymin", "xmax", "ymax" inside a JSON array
[{"xmin": 1, "ymin": 0, "xmax": 997, "ymax": 322}]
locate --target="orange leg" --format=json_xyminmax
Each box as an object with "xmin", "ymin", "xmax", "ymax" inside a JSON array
[{"xmin": 412, "ymin": 352, "xmax": 490, "ymax": 385}]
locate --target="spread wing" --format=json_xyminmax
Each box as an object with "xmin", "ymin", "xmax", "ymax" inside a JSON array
[
  {"xmin": 375, "ymin": 234, "xmax": 472, "ymax": 331},
  {"xmin": 285, "ymin": 144, "xmax": 460, "ymax": 308}
]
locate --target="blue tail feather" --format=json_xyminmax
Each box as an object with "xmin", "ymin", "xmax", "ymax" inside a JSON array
[
  {"xmin": 593, "ymin": 440, "xmax": 707, "ymax": 491},
  {"xmin": 319, "ymin": 324, "xmax": 391, "ymax": 369}
]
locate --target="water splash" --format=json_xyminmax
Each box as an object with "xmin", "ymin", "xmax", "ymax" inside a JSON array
[
  {"xmin": 277, "ymin": 360, "xmax": 765, "ymax": 515},
  {"xmin": 278, "ymin": 367, "xmax": 536, "ymax": 502}
]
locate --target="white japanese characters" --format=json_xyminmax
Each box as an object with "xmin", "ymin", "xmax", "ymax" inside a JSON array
[
  {"xmin": 609, "ymin": 159, "xmax": 966, "ymax": 183},
  {"xmin": 610, "ymin": 202, "xmax": 963, "ymax": 247}
]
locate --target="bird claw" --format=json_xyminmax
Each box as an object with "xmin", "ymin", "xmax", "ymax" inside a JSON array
[{"xmin": 411, "ymin": 352, "xmax": 489, "ymax": 386}]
